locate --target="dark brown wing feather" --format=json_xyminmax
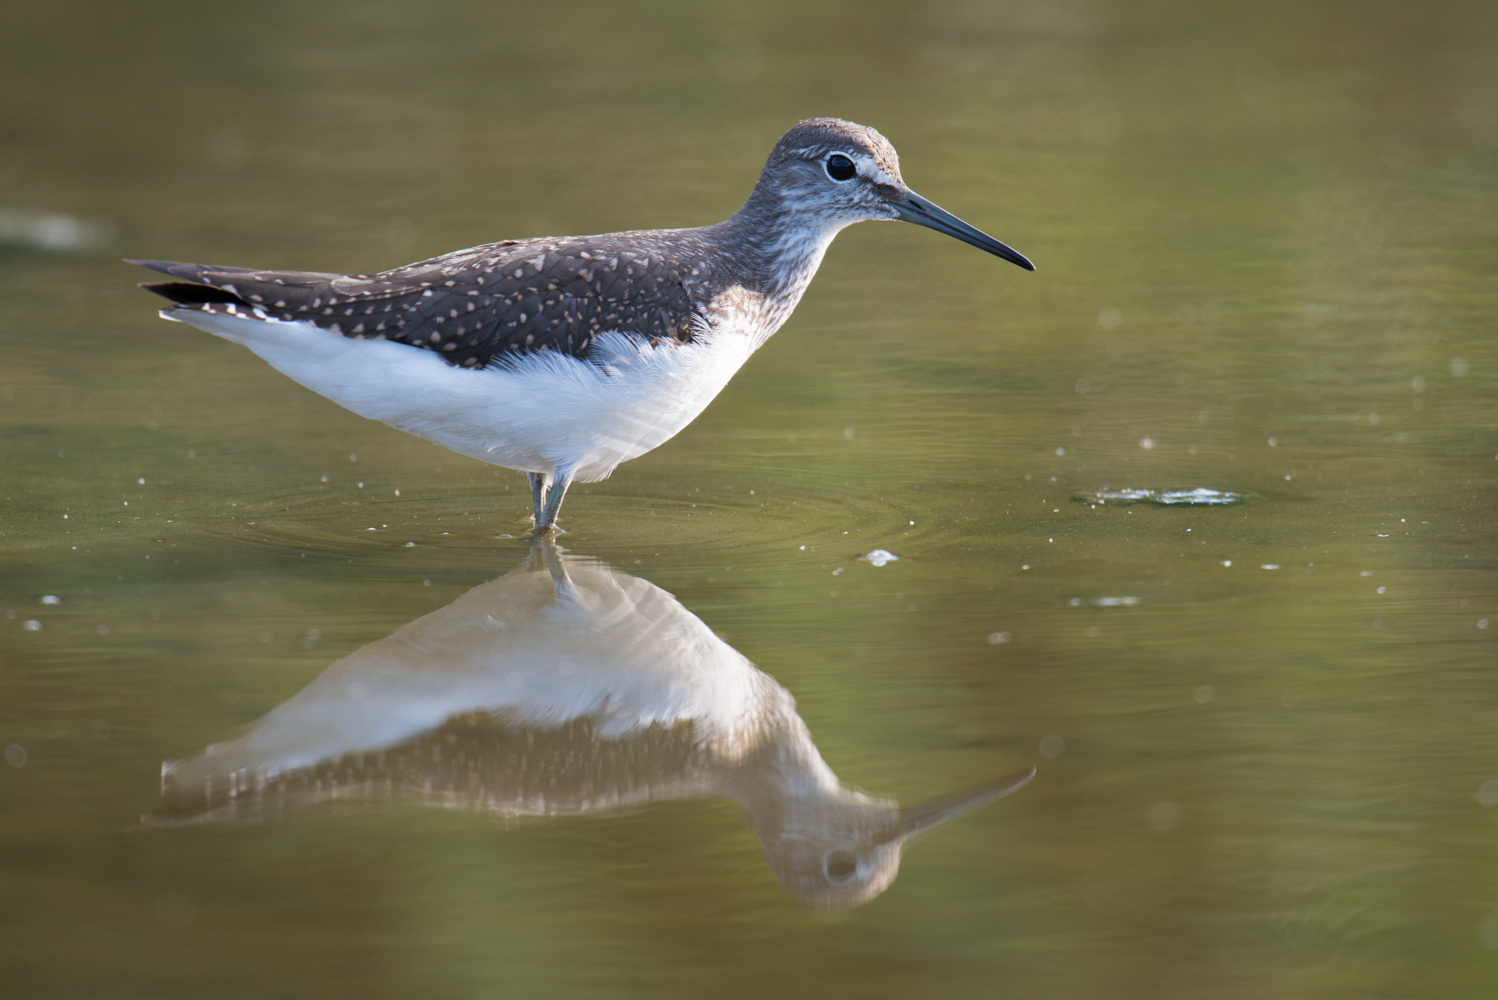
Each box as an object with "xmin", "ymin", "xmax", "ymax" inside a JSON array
[{"xmin": 131, "ymin": 236, "xmax": 702, "ymax": 369}]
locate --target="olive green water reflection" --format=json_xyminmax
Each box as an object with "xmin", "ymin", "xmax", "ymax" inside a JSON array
[{"xmin": 2, "ymin": 1, "xmax": 1497, "ymax": 998}]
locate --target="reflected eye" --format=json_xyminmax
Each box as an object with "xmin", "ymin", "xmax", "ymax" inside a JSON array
[
  {"xmin": 825, "ymin": 154, "xmax": 856, "ymax": 182},
  {"xmin": 824, "ymin": 849, "xmax": 858, "ymax": 883}
]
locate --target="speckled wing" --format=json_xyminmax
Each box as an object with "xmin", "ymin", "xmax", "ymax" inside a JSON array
[{"xmin": 133, "ymin": 237, "xmax": 702, "ymax": 369}]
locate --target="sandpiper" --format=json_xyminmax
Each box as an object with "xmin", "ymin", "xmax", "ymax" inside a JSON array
[
  {"xmin": 131, "ymin": 118, "xmax": 1033, "ymax": 533},
  {"xmin": 148, "ymin": 542, "xmax": 1034, "ymax": 909}
]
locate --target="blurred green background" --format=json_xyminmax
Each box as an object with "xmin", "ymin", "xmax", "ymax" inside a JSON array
[{"xmin": 2, "ymin": 1, "xmax": 1496, "ymax": 997}]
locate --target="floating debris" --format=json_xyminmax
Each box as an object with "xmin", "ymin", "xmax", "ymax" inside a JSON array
[
  {"xmin": 0, "ymin": 208, "xmax": 115, "ymax": 252},
  {"xmin": 1073, "ymin": 487, "xmax": 1253, "ymax": 507},
  {"xmin": 860, "ymin": 549, "xmax": 899, "ymax": 567}
]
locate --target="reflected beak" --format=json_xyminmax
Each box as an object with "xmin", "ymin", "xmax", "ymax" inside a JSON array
[
  {"xmin": 890, "ymin": 192, "xmax": 1035, "ymax": 271},
  {"xmin": 881, "ymin": 765, "xmax": 1036, "ymax": 843}
]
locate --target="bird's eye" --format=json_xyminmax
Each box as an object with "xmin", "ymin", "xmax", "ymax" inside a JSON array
[
  {"xmin": 825, "ymin": 154, "xmax": 856, "ymax": 182},
  {"xmin": 824, "ymin": 849, "xmax": 858, "ymax": 883}
]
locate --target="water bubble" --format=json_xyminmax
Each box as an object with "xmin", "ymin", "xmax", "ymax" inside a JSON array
[
  {"xmin": 1368, "ymin": 412, "xmax": 1380, "ymax": 425},
  {"xmin": 1138, "ymin": 437, "xmax": 1156, "ymax": 450},
  {"xmin": 1360, "ymin": 570, "xmax": 1374, "ymax": 577},
  {"xmin": 1478, "ymin": 780, "xmax": 1498, "ymax": 808},
  {"xmin": 1055, "ymin": 447, "xmax": 1066, "ymax": 456},
  {"xmin": 1480, "ymin": 619, "xmax": 1489, "ymax": 629},
  {"xmin": 1195, "ymin": 686, "xmax": 1214, "ymax": 704},
  {"xmin": 843, "ymin": 427, "xmax": 855, "ymax": 440},
  {"xmin": 96, "ymin": 624, "xmax": 109, "ymax": 636},
  {"xmin": 40, "ymin": 595, "xmax": 60, "ymax": 605},
  {"xmin": 1098, "ymin": 306, "xmax": 1122, "ymax": 330},
  {"xmin": 861, "ymin": 549, "xmax": 898, "ymax": 567},
  {"xmin": 831, "ymin": 567, "xmax": 843, "ymax": 576},
  {"xmin": 4, "ymin": 744, "xmax": 25, "ymax": 768},
  {"xmin": 348, "ymin": 453, "xmax": 358, "ymax": 462},
  {"xmin": 1039, "ymin": 735, "xmax": 1065, "ymax": 758},
  {"xmin": 1449, "ymin": 358, "xmax": 1468, "ymax": 377},
  {"xmin": 1261, "ymin": 564, "xmax": 1279, "ymax": 570},
  {"xmin": 22, "ymin": 619, "xmax": 40, "ymax": 630},
  {"xmin": 1074, "ymin": 378, "xmax": 1091, "ymax": 394},
  {"xmin": 1268, "ymin": 437, "xmax": 1277, "ymax": 447},
  {"xmin": 1090, "ymin": 596, "xmax": 1139, "ymax": 607},
  {"xmin": 1221, "ymin": 560, "xmax": 1232, "ymax": 567},
  {"xmin": 1411, "ymin": 375, "xmax": 1425, "ymax": 392},
  {"xmin": 988, "ymin": 631, "xmax": 1010, "ymax": 644},
  {"xmin": 1069, "ymin": 597, "xmax": 1082, "ymax": 606},
  {"xmin": 1147, "ymin": 801, "xmax": 1182, "ymax": 831}
]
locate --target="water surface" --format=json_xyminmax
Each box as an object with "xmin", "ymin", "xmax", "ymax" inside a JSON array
[{"xmin": 2, "ymin": 1, "xmax": 1496, "ymax": 997}]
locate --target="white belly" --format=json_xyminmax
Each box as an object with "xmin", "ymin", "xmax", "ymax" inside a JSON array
[{"xmin": 168, "ymin": 309, "xmax": 756, "ymax": 482}]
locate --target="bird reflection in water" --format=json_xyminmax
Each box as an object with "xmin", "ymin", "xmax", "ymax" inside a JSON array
[{"xmin": 148, "ymin": 543, "xmax": 1033, "ymax": 910}]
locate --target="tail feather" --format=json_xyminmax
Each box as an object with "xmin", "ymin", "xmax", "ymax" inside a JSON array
[
  {"xmin": 139, "ymin": 280, "xmax": 250, "ymax": 306},
  {"xmin": 126, "ymin": 259, "xmax": 267, "ymax": 282}
]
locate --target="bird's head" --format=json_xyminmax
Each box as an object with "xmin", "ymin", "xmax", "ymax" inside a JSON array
[
  {"xmin": 751, "ymin": 766, "xmax": 1036, "ymax": 911},
  {"xmin": 749, "ymin": 118, "xmax": 1034, "ymax": 270}
]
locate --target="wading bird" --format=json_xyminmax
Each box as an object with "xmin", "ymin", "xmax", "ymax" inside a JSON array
[{"xmin": 132, "ymin": 119, "xmax": 1032, "ymax": 533}]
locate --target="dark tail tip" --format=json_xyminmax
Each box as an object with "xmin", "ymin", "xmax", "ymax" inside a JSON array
[{"xmin": 139, "ymin": 281, "xmax": 248, "ymax": 306}]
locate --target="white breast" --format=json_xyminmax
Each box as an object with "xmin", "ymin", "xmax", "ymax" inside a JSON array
[{"xmin": 168, "ymin": 308, "xmax": 758, "ymax": 482}]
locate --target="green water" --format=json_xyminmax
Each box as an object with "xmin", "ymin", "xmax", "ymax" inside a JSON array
[{"xmin": 3, "ymin": 0, "xmax": 1496, "ymax": 996}]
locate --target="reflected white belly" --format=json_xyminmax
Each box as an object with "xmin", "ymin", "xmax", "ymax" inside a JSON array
[{"xmin": 168, "ymin": 309, "xmax": 756, "ymax": 481}]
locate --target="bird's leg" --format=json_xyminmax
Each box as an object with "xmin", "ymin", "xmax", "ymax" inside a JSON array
[
  {"xmin": 527, "ymin": 472, "xmax": 548, "ymax": 524},
  {"xmin": 533, "ymin": 535, "xmax": 579, "ymax": 601},
  {"xmin": 533, "ymin": 466, "xmax": 574, "ymax": 535}
]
